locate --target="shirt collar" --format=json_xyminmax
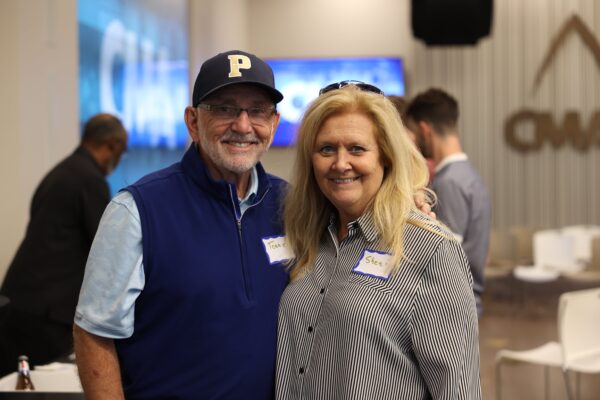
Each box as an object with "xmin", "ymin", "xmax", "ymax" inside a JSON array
[
  {"xmin": 327, "ymin": 209, "xmax": 379, "ymax": 243},
  {"xmin": 238, "ymin": 166, "xmax": 258, "ymax": 209},
  {"xmin": 435, "ymin": 152, "xmax": 468, "ymax": 173}
]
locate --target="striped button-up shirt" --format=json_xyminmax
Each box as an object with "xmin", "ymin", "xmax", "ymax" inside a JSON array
[{"xmin": 276, "ymin": 211, "xmax": 481, "ymax": 399}]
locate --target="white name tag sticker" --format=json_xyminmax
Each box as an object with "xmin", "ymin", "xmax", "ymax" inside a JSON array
[
  {"xmin": 352, "ymin": 249, "xmax": 393, "ymax": 280},
  {"xmin": 262, "ymin": 235, "xmax": 294, "ymax": 264}
]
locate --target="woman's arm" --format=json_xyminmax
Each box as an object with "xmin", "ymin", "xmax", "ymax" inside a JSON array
[{"xmin": 410, "ymin": 239, "xmax": 481, "ymax": 399}]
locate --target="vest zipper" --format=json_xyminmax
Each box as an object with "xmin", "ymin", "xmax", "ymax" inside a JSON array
[
  {"xmin": 229, "ymin": 185, "xmax": 252, "ymax": 303},
  {"xmin": 228, "ymin": 183, "xmax": 272, "ymax": 304}
]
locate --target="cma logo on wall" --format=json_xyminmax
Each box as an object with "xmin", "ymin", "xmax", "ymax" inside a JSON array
[{"xmin": 505, "ymin": 15, "xmax": 600, "ymax": 152}]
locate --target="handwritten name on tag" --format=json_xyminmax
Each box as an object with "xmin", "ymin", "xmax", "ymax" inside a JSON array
[
  {"xmin": 262, "ymin": 236, "xmax": 294, "ymax": 264},
  {"xmin": 352, "ymin": 249, "xmax": 393, "ymax": 280}
]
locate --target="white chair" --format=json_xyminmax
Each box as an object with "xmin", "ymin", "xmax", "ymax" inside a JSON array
[
  {"xmin": 559, "ymin": 288, "xmax": 600, "ymax": 400},
  {"xmin": 562, "ymin": 225, "xmax": 600, "ymax": 264},
  {"xmin": 534, "ymin": 229, "xmax": 580, "ymax": 273},
  {"xmin": 511, "ymin": 230, "xmax": 564, "ymax": 314},
  {"xmin": 513, "ymin": 229, "xmax": 579, "ymax": 284},
  {"xmin": 495, "ymin": 342, "xmax": 562, "ymax": 400},
  {"xmin": 495, "ymin": 287, "xmax": 600, "ymax": 400},
  {"xmin": 513, "ymin": 264, "xmax": 559, "ymax": 282},
  {"xmin": 562, "ymin": 236, "xmax": 600, "ymax": 282}
]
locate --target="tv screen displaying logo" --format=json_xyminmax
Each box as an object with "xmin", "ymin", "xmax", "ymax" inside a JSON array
[
  {"xmin": 79, "ymin": 0, "xmax": 189, "ymax": 149},
  {"xmin": 267, "ymin": 57, "xmax": 405, "ymax": 146},
  {"xmin": 78, "ymin": 0, "xmax": 189, "ymax": 195}
]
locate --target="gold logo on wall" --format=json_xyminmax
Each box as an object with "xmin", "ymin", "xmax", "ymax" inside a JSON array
[{"xmin": 505, "ymin": 15, "xmax": 600, "ymax": 152}]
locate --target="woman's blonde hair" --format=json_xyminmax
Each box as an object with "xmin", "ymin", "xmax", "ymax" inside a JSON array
[{"xmin": 284, "ymin": 85, "xmax": 434, "ymax": 281}]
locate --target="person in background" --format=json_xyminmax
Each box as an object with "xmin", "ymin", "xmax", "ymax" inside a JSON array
[
  {"xmin": 386, "ymin": 95, "xmax": 412, "ymax": 140},
  {"xmin": 387, "ymin": 94, "xmax": 435, "ymax": 184},
  {"xmin": 404, "ymin": 88, "xmax": 491, "ymax": 316},
  {"xmin": 0, "ymin": 114, "xmax": 127, "ymax": 376},
  {"xmin": 276, "ymin": 82, "xmax": 481, "ymax": 399}
]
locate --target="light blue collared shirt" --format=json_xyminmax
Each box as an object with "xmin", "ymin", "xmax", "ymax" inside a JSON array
[{"xmin": 74, "ymin": 167, "xmax": 260, "ymax": 338}]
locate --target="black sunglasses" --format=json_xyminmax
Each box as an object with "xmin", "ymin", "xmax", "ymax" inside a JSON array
[{"xmin": 318, "ymin": 80, "xmax": 384, "ymax": 96}]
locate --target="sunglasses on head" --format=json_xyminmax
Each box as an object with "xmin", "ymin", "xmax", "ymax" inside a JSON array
[{"xmin": 318, "ymin": 80, "xmax": 385, "ymax": 96}]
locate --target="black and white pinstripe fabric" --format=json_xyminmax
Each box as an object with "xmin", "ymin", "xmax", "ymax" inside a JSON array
[{"xmin": 275, "ymin": 210, "xmax": 481, "ymax": 400}]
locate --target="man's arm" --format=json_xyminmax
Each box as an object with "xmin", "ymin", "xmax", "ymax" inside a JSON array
[
  {"xmin": 431, "ymin": 180, "xmax": 468, "ymax": 241},
  {"xmin": 73, "ymin": 325, "xmax": 125, "ymax": 400},
  {"xmin": 74, "ymin": 192, "xmax": 144, "ymax": 399}
]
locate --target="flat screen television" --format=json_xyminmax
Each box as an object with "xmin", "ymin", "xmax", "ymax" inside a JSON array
[
  {"xmin": 78, "ymin": 0, "xmax": 188, "ymax": 194},
  {"xmin": 79, "ymin": 0, "xmax": 189, "ymax": 149},
  {"xmin": 266, "ymin": 57, "xmax": 406, "ymax": 146}
]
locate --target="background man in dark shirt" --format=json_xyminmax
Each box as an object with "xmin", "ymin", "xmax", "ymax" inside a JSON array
[{"xmin": 0, "ymin": 113, "xmax": 127, "ymax": 376}]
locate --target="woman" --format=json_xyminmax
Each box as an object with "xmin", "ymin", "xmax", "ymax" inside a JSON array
[{"xmin": 276, "ymin": 82, "xmax": 481, "ymax": 399}]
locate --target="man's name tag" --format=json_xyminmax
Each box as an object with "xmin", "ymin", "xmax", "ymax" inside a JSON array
[
  {"xmin": 352, "ymin": 249, "xmax": 393, "ymax": 280},
  {"xmin": 262, "ymin": 236, "xmax": 294, "ymax": 264}
]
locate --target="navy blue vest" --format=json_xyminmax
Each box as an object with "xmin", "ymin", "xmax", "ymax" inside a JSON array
[{"xmin": 117, "ymin": 145, "xmax": 289, "ymax": 399}]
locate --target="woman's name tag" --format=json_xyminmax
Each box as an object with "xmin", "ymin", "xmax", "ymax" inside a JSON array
[{"xmin": 352, "ymin": 249, "xmax": 393, "ymax": 280}]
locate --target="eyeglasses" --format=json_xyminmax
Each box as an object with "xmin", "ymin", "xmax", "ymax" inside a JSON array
[
  {"xmin": 198, "ymin": 103, "xmax": 276, "ymax": 124},
  {"xmin": 318, "ymin": 80, "xmax": 384, "ymax": 96}
]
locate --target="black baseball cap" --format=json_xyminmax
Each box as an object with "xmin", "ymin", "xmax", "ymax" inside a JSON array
[{"xmin": 192, "ymin": 50, "xmax": 284, "ymax": 106}]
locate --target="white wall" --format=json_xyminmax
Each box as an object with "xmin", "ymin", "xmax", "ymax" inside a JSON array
[
  {"xmin": 0, "ymin": 0, "xmax": 79, "ymax": 279},
  {"xmin": 0, "ymin": 1, "xmax": 22, "ymax": 279},
  {"xmin": 248, "ymin": 0, "xmax": 413, "ymax": 59},
  {"xmin": 188, "ymin": 0, "xmax": 249, "ymax": 75}
]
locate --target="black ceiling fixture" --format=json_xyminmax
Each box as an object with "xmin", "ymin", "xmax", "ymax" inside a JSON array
[{"xmin": 412, "ymin": 0, "xmax": 493, "ymax": 46}]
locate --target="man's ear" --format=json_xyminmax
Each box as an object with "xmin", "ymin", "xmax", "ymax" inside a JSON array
[
  {"xmin": 107, "ymin": 137, "xmax": 120, "ymax": 152},
  {"xmin": 271, "ymin": 112, "xmax": 281, "ymax": 133},
  {"xmin": 184, "ymin": 106, "xmax": 200, "ymax": 142},
  {"xmin": 265, "ymin": 111, "xmax": 281, "ymax": 147},
  {"xmin": 418, "ymin": 121, "xmax": 432, "ymax": 139}
]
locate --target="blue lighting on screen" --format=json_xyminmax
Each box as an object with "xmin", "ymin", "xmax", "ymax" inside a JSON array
[
  {"xmin": 79, "ymin": 0, "xmax": 189, "ymax": 149},
  {"xmin": 267, "ymin": 57, "xmax": 406, "ymax": 146},
  {"xmin": 78, "ymin": 0, "xmax": 189, "ymax": 194}
]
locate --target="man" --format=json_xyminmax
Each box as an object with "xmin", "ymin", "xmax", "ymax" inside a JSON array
[
  {"xmin": 387, "ymin": 95, "xmax": 435, "ymax": 184},
  {"xmin": 404, "ymin": 88, "xmax": 491, "ymax": 316},
  {"xmin": 73, "ymin": 50, "xmax": 289, "ymax": 399},
  {"xmin": 0, "ymin": 114, "xmax": 127, "ymax": 376}
]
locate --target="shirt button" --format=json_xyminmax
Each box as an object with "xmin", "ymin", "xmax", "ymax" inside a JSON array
[
  {"xmin": 299, "ymin": 367, "xmax": 305, "ymax": 374},
  {"xmin": 308, "ymin": 326, "xmax": 313, "ymax": 333},
  {"xmin": 320, "ymin": 288, "xmax": 325, "ymax": 294}
]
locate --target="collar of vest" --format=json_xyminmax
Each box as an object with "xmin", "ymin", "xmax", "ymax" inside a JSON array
[{"xmin": 180, "ymin": 143, "xmax": 272, "ymax": 203}]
